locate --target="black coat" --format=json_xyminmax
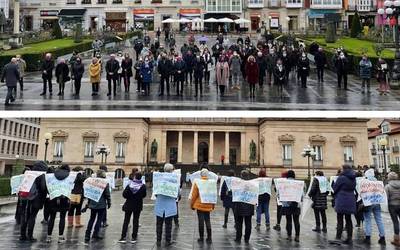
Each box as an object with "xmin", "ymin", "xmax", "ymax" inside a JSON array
[
  {"xmin": 174, "ymin": 60, "xmax": 186, "ymax": 81},
  {"xmin": 41, "ymin": 60, "xmax": 54, "ymax": 79},
  {"xmin": 297, "ymin": 58, "xmax": 310, "ymax": 77},
  {"xmin": 1, "ymin": 63, "xmax": 20, "ymax": 87},
  {"xmin": 158, "ymin": 58, "xmax": 173, "ymax": 77},
  {"xmin": 121, "ymin": 58, "xmax": 133, "ymax": 78},
  {"xmin": 256, "ymin": 56, "xmax": 267, "ymax": 77},
  {"xmin": 193, "ymin": 59, "xmax": 205, "ymax": 78},
  {"xmin": 273, "ymin": 65, "xmax": 286, "ymax": 85},
  {"xmin": 72, "ymin": 62, "xmax": 84, "ymax": 80},
  {"xmin": 106, "ymin": 59, "xmax": 120, "ymax": 80},
  {"xmin": 308, "ymin": 177, "xmax": 328, "ymax": 210},
  {"xmin": 71, "ymin": 172, "xmax": 85, "ymax": 195},
  {"xmin": 314, "ymin": 51, "xmax": 327, "ymax": 69},
  {"xmin": 233, "ymin": 201, "xmax": 254, "ymax": 217},
  {"xmin": 122, "ymin": 183, "xmax": 147, "ymax": 212},
  {"xmin": 334, "ymin": 56, "xmax": 349, "ymax": 75},
  {"xmin": 55, "ymin": 63, "xmax": 70, "ymax": 83},
  {"xmin": 220, "ymin": 181, "xmax": 233, "ymax": 208}
]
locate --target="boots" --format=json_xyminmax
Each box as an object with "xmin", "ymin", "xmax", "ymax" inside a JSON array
[
  {"xmin": 392, "ymin": 234, "xmax": 400, "ymax": 246},
  {"xmin": 206, "ymin": 228, "xmax": 212, "ymax": 244},
  {"xmin": 378, "ymin": 236, "xmax": 386, "ymax": 245},
  {"xmin": 363, "ymin": 236, "xmax": 371, "ymax": 245},
  {"xmin": 67, "ymin": 216, "xmax": 74, "ymax": 228},
  {"xmin": 75, "ymin": 215, "xmax": 84, "ymax": 228}
]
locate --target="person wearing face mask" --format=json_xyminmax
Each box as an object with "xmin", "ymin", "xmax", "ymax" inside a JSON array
[
  {"xmin": 377, "ymin": 57, "xmax": 390, "ymax": 95},
  {"xmin": 193, "ymin": 55, "xmax": 206, "ymax": 97},
  {"xmin": 314, "ymin": 48, "xmax": 327, "ymax": 83},
  {"xmin": 157, "ymin": 53, "xmax": 173, "ymax": 96},
  {"xmin": 202, "ymin": 48, "xmax": 213, "ymax": 85},
  {"xmin": 173, "ymin": 56, "xmax": 186, "ymax": 96},
  {"xmin": 245, "ymin": 55, "xmax": 259, "ymax": 98},
  {"xmin": 134, "ymin": 58, "xmax": 144, "ymax": 93},
  {"xmin": 15, "ymin": 55, "xmax": 26, "ymax": 92},
  {"xmin": 55, "ymin": 58, "xmax": 70, "ymax": 96},
  {"xmin": 140, "ymin": 57, "xmax": 153, "ymax": 96},
  {"xmin": 40, "ymin": 53, "xmax": 55, "ymax": 96},
  {"xmin": 121, "ymin": 53, "xmax": 133, "ymax": 93},
  {"xmin": 71, "ymin": 56, "xmax": 84, "ymax": 96},
  {"xmin": 266, "ymin": 48, "xmax": 277, "ymax": 85},
  {"xmin": 106, "ymin": 54, "xmax": 120, "ymax": 96},
  {"xmin": 280, "ymin": 50, "xmax": 291, "ymax": 84},
  {"xmin": 333, "ymin": 50, "xmax": 349, "ymax": 90},
  {"xmin": 297, "ymin": 53, "xmax": 310, "ymax": 88},
  {"xmin": 89, "ymin": 57, "xmax": 101, "ymax": 96},
  {"xmin": 359, "ymin": 55, "xmax": 372, "ymax": 94},
  {"xmin": 256, "ymin": 52, "xmax": 267, "ymax": 88},
  {"xmin": 229, "ymin": 51, "xmax": 242, "ymax": 90},
  {"xmin": 273, "ymin": 59, "xmax": 286, "ymax": 97},
  {"xmin": 216, "ymin": 55, "xmax": 230, "ymax": 97}
]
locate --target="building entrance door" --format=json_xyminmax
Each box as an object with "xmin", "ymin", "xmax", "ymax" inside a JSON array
[
  {"xmin": 169, "ymin": 147, "xmax": 177, "ymax": 164},
  {"xmin": 198, "ymin": 142, "xmax": 209, "ymax": 164},
  {"xmin": 230, "ymin": 148, "xmax": 237, "ymax": 166}
]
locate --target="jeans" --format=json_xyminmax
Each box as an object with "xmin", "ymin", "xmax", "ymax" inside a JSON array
[
  {"xmin": 363, "ymin": 204, "xmax": 385, "ymax": 237},
  {"xmin": 317, "ymin": 67, "xmax": 324, "ymax": 82},
  {"xmin": 48, "ymin": 210, "xmax": 67, "ymax": 236},
  {"xmin": 361, "ymin": 78, "xmax": 370, "ymax": 91},
  {"xmin": 231, "ymin": 72, "xmax": 240, "ymax": 86},
  {"xmin": 256, "ymin": 201, "xmax": 270, "ymax": 225},
  {"xmin": 389, "ymin": 205, "xmax": 400, "ymax": 235},
  {"xmin": 156, "ymin": 215, "xmax": 173, "ymax": 242},
  {"xmin": 224, "ymin": 207, "xmax": 234, "ymax": 225},
  {"xmin": 235, "ymin": 215, "xmax": 252, "ymax": 242},
  {"xmin": 197, "ymin": 211, "xmax": 211, "ymax": 239},
  {"xmin": 336, "ymin": 213, "xmax": 352, "ymax": 240},
  {"xmin": 85, "ymin": 208, "xmax": 106, "ymax": 238},
  {"xmin": 20, "ymin": 200, "xmax": 39, "ymax": 239},
  {"xmin": 5, "ymin": 86, "xmax": 15, "ymax": 104},
  {"xmin": 313, "ymin": 208, "xmax": 327, "ymax": 229},
  {"xmin": 121, "ymin": 210, "xmax": 141, "ymax": 240},
  {"xmin": 286, "ymin": 213, "xmax": 300, "ymax": 237}
]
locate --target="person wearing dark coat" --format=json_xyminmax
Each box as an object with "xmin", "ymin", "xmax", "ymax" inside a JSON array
[
  {"xmin": 314, "ymin": 48, "xmax": 327, "ymax": 83},
  {"xmin": 308, "ymin": 171, "xmax": 328, "ymax": 233},
  {"xmin": 134, "ymin": 58, "xmax": 144, "ymax": 93},
  {"xmin": 1, "ymin": 58, "xmax": 20, "ymax": 105},
  {"xmin": 333, "ymin": 51, "xmax": 349, "ymax": 90},
  {"xmin": 134, "ymin": 39, "xmax": 144, "ymax": 61},
  {"xmin": 40, "ymin": 53, "xmax": 55, "ymax": 96},
  {"xmin": 233, "ymin": 170, "xmax": 254, "ymax": 244},
  {"xmin": 221, "ymin": 170, "xmax": 235, "ymax": 228},
  {"xmin": 83, "ymin": 169, "xmax": 111, "ymax": 243},
  {"xmin": 68, "ymin": 167, "xmax": 86, "ymax": 228},
  {"xmin": 256, "ymin": 52, "xmax": 267, "ymax": 87},
  {"xmin": 280, "ymin": 50, "xmax": 291, "ymax": 83},
  {"xmin": 15, "ymin": 167, "xmax": 31, "ymax": 224},
  {"xmin": 282, "ymin": 170, "xmax": 302, "ymax": 242},
  {"xmin": 183, "ymin": 50, "xmax": 195, "ymax": 85},
  {"xmin": 46, "ymin": 165, "xmax": 71, "ymax": 243},
  {"xmin": 297, "ymin": 53, "xmax": 310, "ymax": 88},
  {"xmin": 71, "ymin": 57, "xmax": 84, "ymax": 96},
  {"xmin": 19, "ymin": 161, "xmax": 48, "ymax": 242},
  {"xmin": 140, "ymin": 57, "xmax": 153, "ymax": 96},
  {"xmin": 121, "ymin": 53, "xmax": 133, "ymax": 93},
  {"xmin": 245, "ymin": 56, "xmax": 259, "ymax": 98},
  {"xmin": 333, "ymin": 164, "xmax": 356, "ymax": 244},
  {"xmin": 193, "ymin": 55, "xmax": 206, "ymax": 97},
  {"xmin": 119, "ymin": 172, "xmax": 147, "ymax": 243},
  {"xmin": 105, "ymin": 54, "xmax": 120, "ymax": 96},
  {"xmin": 55, "ymin": 59, "xmax": 70, "ymax": 96},
  {"xmin": 174, "ymin": 56, "xmax": 186, "ymax": 96},
  {"xmin": 157, "ymin": 53, "xmax": 173, "ymax": 96},
  {"xmin": 273, "ymin": 59, "xmax": 286, "ymax": 97}
]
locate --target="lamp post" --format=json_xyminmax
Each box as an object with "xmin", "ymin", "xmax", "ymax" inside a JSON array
[
  {"xmin": 379, "ymin": 137, "xmax": 388, "ymax": 182},
  {"xmin": 379, "ymin": 1, "xmax": 400, "ymax": 84},
  {"xmin": 96, "ymin": 144, "xmax": 110, "ymax": 165},
  {"xmin": 286, "ymin": 16, "xmax": 291, "ymax": 34},
  {"xmin": 378, "ymin": 8, "xmax": 386, "ymax": 44},
  {"xmin": 302, "ymin": 145, "xmax": 316, "ymax": 182},
  {"xmin": 44, "ymin": 132, "xmax": 52, "ymax": 162}
]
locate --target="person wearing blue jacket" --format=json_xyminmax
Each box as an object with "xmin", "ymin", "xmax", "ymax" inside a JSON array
[
  {"xmin": 155, "ymin": 163, "xmax": 178, "ymax": 247},
  {"xmin": 140, "ymin": 56, "xmax": 153, "ymax": 96},
  {"xmin": 359, "ymin": 55, "xmax": 372, "ymax": 94},
  {"xmin": 221, "ymin": 170, "xmax": 235, "ymax": 228}
]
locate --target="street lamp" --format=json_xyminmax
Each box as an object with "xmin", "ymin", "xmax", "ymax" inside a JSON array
[
  {"xmin": 379, "ymin": 137, "xmax": 388, "ymax": 182},
  {"xmin": 301, "ymin": 145, "xmax": 316, "ymax": 182},
  {"xmin": 44, "ymin": 132, "xmax": 52, "ymax": 162},
  {"xmin": 378, "ymin": 8, "xmax": 386, "ymax": 43},
  {"xmin": 286, "ymin": 16, "xmax": 291, "ymax": 34},
  {"xmin": 96, "ymin": 144, "xmax": 110, "ymax": 165},
  {"xmin": 379, "ymin": 0, "xmax": 400, "ymax": 84}
]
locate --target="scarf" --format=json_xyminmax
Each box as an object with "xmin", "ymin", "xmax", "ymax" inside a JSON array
[
  {"xmin": 129, "ymin": 179, "xmax": 143, "ymax": 194},
  {"xmin": 89, "ymin": 63, "xmax": 101, "ymax": 77}
]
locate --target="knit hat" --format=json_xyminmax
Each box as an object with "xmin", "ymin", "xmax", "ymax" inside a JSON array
[{"xmin": 388, "ymin": 171, "xmax": 399, "ymax": 181}]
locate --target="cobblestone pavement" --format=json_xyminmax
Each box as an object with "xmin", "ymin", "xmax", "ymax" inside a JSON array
[
  {"xmin": 0, "ymin": 187, "xmax": 397, "ymax": 249},
  {"xmin": 2, "ymin": 34, "xmax": 400, "ymax": 110}
]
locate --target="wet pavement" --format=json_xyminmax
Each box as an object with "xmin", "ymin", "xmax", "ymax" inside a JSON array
[
  {"xmin": 2, "ymin": 34, "xmax": 400, "ymax": 110},
  {"xmin": 0, "ymin": 187, "xmax": 397, "ymax": 249}
]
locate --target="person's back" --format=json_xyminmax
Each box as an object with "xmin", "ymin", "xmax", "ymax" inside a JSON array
[{"xmin": 2, "ymin": 63, "xmax": 19, "ymax": 86}]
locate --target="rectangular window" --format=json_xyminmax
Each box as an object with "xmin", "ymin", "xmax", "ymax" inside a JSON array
[
  {"xmin": 116, "ymin": 142, "xmax": 125, "ymax": 157},
  {"xmin": 54, "ymin": 141, "xmax": 64, "ymax": 157},
  {"xmin": 84, "ymin": 141, "xmax": 94, "ymax": 157},
  {"xmin": 396, "ymin": 157, "xmax": 400, "ymax": 165},
  {"xmin": 313, "ymin": 145, "xmax": 323, "ymax": 161},
  {"xmin": 344, "ymin": 146, "xmax": 353, "ymax": 162},
  {"xmin": 3, "ymin": 120, "xmax": 7, "ymax": 133},
  {"xmin": 282, "ymin": 144, "xmax": 292, "ymax": 160},
  {"xmin": 382, "ymin": 124, "xmax": 389, "ymax": 133}
]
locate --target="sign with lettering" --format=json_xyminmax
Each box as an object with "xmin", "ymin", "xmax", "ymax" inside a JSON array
[
  {"xmin": 152, "ymin": 172, "xmax": 180, "ymax": 198},
  {"xmin": 315, "ymin": 176, "xmax": 330, "ymax": 193},
  {"xmin": 19, "ymin": 171, "xmax": 46, "ymax": 193},
  {"xmin": 106, "ymin": 172, "xmax": 115, "ymax": 190},
  {"xmin": 83, "ymin": 177, "xmax": 109, "ymax": 202},
  {"xmin": 254, "ymin": 177, "xmax": 272, "ymax": 195},
  {"xmin": 232, "ymin": 178, "xmax": 259, "ymax": 205},
  {"xmin": 45, "ymin": 174, "xmax": 77, "ymax": 200},
  {"xmin": 276, "ymin": 179, "xmax": 304, "ymax": 203},
  {"xmin": 360, "ymin": 179, "xmax": 387, "ymax": 206},
  {"xmin": 195, "ymin": 179, "xmax": 217, "ymax": 204},
  {"xmin": 190, "ymin": 170, "xmax": 218, "ymax": 183},
  {"xmin": 10, "ymin": 175, "xmax": 24, "ymax": 195}
]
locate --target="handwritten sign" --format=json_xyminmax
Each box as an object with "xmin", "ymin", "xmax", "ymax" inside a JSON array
[
  {"xmin": 152, "ymin": 172, "xmax": 180, "ymax": 198},
  {"xmin": 360, "ymin": 179, "xmax": 387, "ymax": 206},
  {"xmin": 106, "ymin": 172, "xmax": 116, "ymax": 190},
  {"xmin": 195, "ymin": 179, "xmax": 217, "ymax": 204},
  {"xmin": 19, "ymin": 171, "xmax": 46, "ymax": 193},
  {"xmin": 83, "ymin": 177, "xmax": 109, "ymax": 202},
  {"xmin": 190, "ymin": 170, "xmax": 218, "ymax": 183},
  {"xmin": 219, "ymin": 176, "xmax": 239, "ymax": 195},
  {"xmin": 45, "ymin": 174, "xmax": 77, "ymax": 200},
  {"xmin": 232, "ymin": 178, "xmax": 259, "ymax": 205},
  {"xmin": 276, "ymin": 179, "xmax": 304, "ymax": 203},
  {"xmin": 254, "ymin": 178, "xmax": 272, "ymax": 195},
  {"xmin": 315, "ymin": 176, "xmax": 330, "ymax": 193},
  {"xmin": 10, "ymin": 175, "xmax": 24, "ymax": 194},
  {"xmin": 355, "ymin": 177, "xmax": 365, "ymax": 201}
]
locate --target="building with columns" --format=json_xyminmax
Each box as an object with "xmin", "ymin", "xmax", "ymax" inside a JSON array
[
  {"xmin": 0, "ymin": 118, "xmax": 41, "ymax": 176},
  {"xmin": 37, "ymin": 118, "xmax": 370, "ymax": 178}
]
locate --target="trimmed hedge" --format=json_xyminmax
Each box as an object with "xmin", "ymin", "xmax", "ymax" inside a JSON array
[{"xmin": 0, "ymin": 178, "xmax": 11, "ymax": 197}]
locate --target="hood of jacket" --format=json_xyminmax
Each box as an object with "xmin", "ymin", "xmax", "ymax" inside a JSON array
[
  {"xmin": 389, "ymin": 180, "xmax": 400, "ymax": 189},
  {"xmin": 341, "ymin": 168, "xmax": 356, "ymax": 180},
  {"xmin": 365, "ymin": 169, "xmax": 376, "ymax": 180},
  {"xmin": 32, "ymin": 161, "xmax": 48, "ymax": 172},
  {"xmin": 129, "ymin": 179, "xmax": 144, "ymax": 194},
  {"xmin": 54, "ymin": 168, "xmax": 69, "ymax": 180}
]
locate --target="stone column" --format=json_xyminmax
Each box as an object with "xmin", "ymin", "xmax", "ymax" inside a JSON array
[
  {"xmin": 193, "ymin": 131, "xmax": 198, "ymax": 164},
  {"xmin": 209, "ymin": 131, "xmax": 214, "ymax": 164},
  {"xmin": 161, "ymin": 131, "xmax": 167, "ymax": 163},
  {"xmin": 14, "ymin": 0, "xmax": 20, "ymax": 34},
  {"xmin": 178, "ymin": 131, "xmax": 183, "ymax": 163},
  {"xmin": 225, "ymin": 132, "xmax": 230, "ymax": 165},
  {"xmin": 240, "ymin": 132, "xmax": 246, "ymax": 165}
]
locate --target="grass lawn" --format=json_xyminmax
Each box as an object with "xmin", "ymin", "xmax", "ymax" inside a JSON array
[
  {"xmin": 309, "ymin": 37, "xmax": 394, "ymax": 59},
  {"xmin": 2, "ymin": 38, "xmax": 92, "ymax": 56}
]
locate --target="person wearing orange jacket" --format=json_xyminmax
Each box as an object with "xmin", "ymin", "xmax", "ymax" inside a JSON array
[{"xmin": 190, "ymin": 168, "xmax": 215, "ymax": 244}]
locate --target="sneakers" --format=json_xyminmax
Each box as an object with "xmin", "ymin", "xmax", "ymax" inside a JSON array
[
  {"xmin": 222, "ymin": 224, "xmax": 227, "ymax": 228},
  {"xmin": 312, "ymin": 227, "xmax": 321, "ymax": 233},
  {"xmin": 378, "ymin": 237, "xmax": 386, "ymax": 245},
  {"xmin": 197, "ymin": 238, "xmax": 204, "ymax": 243},
  {"xmin": 266, "ymin": 224, "xmax": 270, "ymax": 230},
  {"xmin": 118, "ymin": 238, "xmax": 127, "ymax": 243},
  {"xmin": 130, "ymin": 239, "xmax": 137, "ymax": 244},
  {"xmin": 46, "ymin": 235, "xmax": 52, "ymax": 243},
  {"xmin": 58, "ymin": 236, "xmax": 66, "ymax": 244},
  {"xmin": 273, "ymin": 224, "xmax": 281, "ymax": 231},
  {"xmin": 206, "ymin": 238, "xmax": 212, "ymax": 244},
  {"xmin": 294, "ymin": 236, "xmax": 300, "ymax": 242}
]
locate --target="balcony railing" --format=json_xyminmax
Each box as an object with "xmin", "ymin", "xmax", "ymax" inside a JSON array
[
  {"xmin": 53, "ymin": 156, "xmax": 63, "ymax": 162},
  {"xmin": 313, "ymin": 160, "xmax": 323, "ymax": 167},
  {"xmin": 370, "ymin": 148, "xmax": 377, "ymax": 155},
  {"xmin": 310, "ymin": 3, "xmax": 342, "ymax": 9},
  {"xmin": 286, "ymin": 0, "xmax": 303, "ymax": 8},
  {"xmin": 283, "ymin": 159, "xmax": 292, "ymax": 167},
  {"xmin": 84, "ymin": 156, "xmax": 94, "ymax": 162},
  {"xmin": 97, "ymin": 0, "xmax": 107, "ymax": 3},
  {"xmin": 82, "ymin": 0, "xmax": 92, "ymax": 3},
  {"xmin": 248, "ymin": 0, "xmax": 264, "ymax": 8},
  {"xmin": 152, "ymin": 0, "xmax": 162, "ymax": 3},
  {"xmin": 116, "ymin": 156, "xmax": 125, "ymax": 163},
  {"xmin": 112, "ymin": 0, "xmax": 123, "ymax": 3},
  {"xmin": 393, "ymin": 146, "xmax": 399, "ymax": 153}
]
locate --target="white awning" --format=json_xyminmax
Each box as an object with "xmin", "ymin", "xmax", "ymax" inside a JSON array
[
  {"xmin": 234, "ymin": 18, "xmax": 250, "ymax": 24},
  {"xmin": 204, "ymin": 18, "xmax": 218, "ymax": 23},
  {"xmin": 178, "ymin": 18, "xmax": 191, "ymax": 23},
  {"xmin": 162, "ymin": 18, "xmax": 178, "ymax": 23},
  {"xmin": 218, "ymin": 17, "xmax": 234, "ymax": 23}
]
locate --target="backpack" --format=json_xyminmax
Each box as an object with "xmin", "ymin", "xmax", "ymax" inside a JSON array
[{"xmin": 18, "ymin": 181, "xmax": 39, "ymax": 201}]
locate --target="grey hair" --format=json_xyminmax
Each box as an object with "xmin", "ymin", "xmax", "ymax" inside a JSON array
[
  {"xmin": 164, "ymin": 163, "xmax": 174, "ymax": 173},
  {"xmin": 200, "ymin": 168, "xmax": 208, "ymax": 177},
  {"xmin": 388, "ymin": 171, "xmax": 399, "ymax": 181}
]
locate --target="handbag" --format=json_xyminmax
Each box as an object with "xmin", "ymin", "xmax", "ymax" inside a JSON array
[{"xmin": 70, "ymin": 194, "xmax": 82, "ymax": 204}]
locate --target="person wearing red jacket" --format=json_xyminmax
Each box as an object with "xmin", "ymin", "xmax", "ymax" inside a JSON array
[{"xmin": 245, "ymin": 56, "xmax": 259, "ymax": 98}]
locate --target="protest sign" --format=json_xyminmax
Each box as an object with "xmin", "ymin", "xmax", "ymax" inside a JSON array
[
  {"xmin": 19, "ymin": 171, "xmax": 46, "ymax": 193},
  {"xmin": 45, "ymin": 174, "xmax": 77, "ymax": 200},
  {"xmin": 254, "ymin": 178, "xmax": 272, "ymax": 195},
  {"xmin": 83, "ymin": 177, "xmax": 109, "ymax": 202},
  {"xmin": 195, "ymin": 179, "xmax": 217, "ymax": 204},
  {"xmin": 152, "ymin": 172, "xmax": 180, "ymax": 198},
  {"xmin": 232, "ymin": 178, "xmax": 259, "ymax": 205},
  {"xmin": 106, "ymin": 172, "xmax": 116, "ymax": 190},
  {"xmin": 329, "ymin": 176, "xmax": 338, "ymax": 192},
  {"xmin": 315, "ymin": 176, "xmax": 330, "ymax": 193},
  {"xmin": 10, "ymin": 175, "xmax": 24, "ymax": 194},
  {"xmin": 190, "ymin": 170, "xmax": 218, "ymax": 183},
  {"xmin": 301, "ymin": 197, "xmax": 313, "ymax": 221},
  {"xmin": 219, "ymin": 176, "xmax": 239, "ymax": 195},
  {"xmin": 360, "ymin": 179, "xmax": 387, "ymax": 206},
  {"xmin": 276, "ymin": 179, "xmax": 304, "ymax": 203}
]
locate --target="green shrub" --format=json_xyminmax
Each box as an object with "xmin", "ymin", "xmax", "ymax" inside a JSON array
[
  {"xmin": 351, "ymin": 12, "xmax": 362, "ymax": 38},
  {"xmin": 52, "ymin": 22, "xmax": 63, "ymax": 39},
  {"xmin": 0, "ymin": 178, "xmax": 11, "ymax": 197},
  {"xmin": 74, "ymin": 23, "xmax": 83, "ymax": 43},
  {"xmin": 325, "ymin": 22, "xmax": 337, "ymax": 43}
]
